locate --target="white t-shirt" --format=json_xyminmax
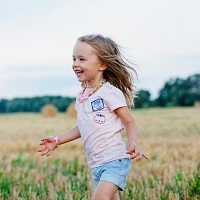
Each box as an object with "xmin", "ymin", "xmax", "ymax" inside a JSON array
[{"xmin": 75, "ymin": 82, "xmax": 130, "ymax": 168}]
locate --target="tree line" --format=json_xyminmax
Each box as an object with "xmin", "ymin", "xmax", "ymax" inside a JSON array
[
  {"xmin": 0, "ymin": 74, "xmax": 199, "ymax": 113},
  {"xmin": 135, "ymin": 74, "xmax": 200, "ymax": 108},
  {"xmin": 0, "ymin": 96, "xmax": 75, "ymax": 113}
]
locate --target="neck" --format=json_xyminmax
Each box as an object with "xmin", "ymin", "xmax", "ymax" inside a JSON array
[
  {"xmin": 78, "ymin": 79, "xmax": 107, "ymax": 103},
  {"xmin": 86, "ymin": 85, "xmax": 97, "ymax": 88},
  {"xmin": 86, "ymin": 79, "xmax": 105, "ymax": 88}
]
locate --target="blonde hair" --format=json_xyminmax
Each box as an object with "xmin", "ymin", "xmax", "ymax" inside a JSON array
[{"xmin": 77, "ymin": 34, "xmax": 138, "ymax": 108}]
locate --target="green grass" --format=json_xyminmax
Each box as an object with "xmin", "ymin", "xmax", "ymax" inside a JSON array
[
  {"xmin": 0, "ymin": 153, "xmax": 92, "ymax": 200},
  {"xmin": 0, "ymin": 153, "xmax": 199, "ymax": 200}
]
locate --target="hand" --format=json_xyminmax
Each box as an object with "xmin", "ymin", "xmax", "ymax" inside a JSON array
[
  {"xmin": 126, "ymin": 141, "xmax": 148, "ymax": 162},
  {"xmin": 38, "ymin": 137, "xmax": 57, "ymax": 156}
]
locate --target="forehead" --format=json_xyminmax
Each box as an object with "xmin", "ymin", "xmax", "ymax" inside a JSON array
[{"xmin": 73, "ymin": 41, "xmax": 97, "ymax": 56}]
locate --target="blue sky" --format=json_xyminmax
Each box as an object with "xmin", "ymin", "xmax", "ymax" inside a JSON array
[{"xmin": 1, "ymin": 0, "xmax": 200, "ymax": 99}]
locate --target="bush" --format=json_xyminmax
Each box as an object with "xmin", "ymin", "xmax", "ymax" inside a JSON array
[{"xmin": 41, "ymin": 104, "xmax": 58, "ymax": 117}]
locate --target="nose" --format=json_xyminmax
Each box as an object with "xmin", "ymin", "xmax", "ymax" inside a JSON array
[
  {"xmin": 72, "ymin": 59, "xmax": 76, "ymax": 69},
  {"xmin": 72, "ymin": 59, "xmax": 80, "ymax": 69}
]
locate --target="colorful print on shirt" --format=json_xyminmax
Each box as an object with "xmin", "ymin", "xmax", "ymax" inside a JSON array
[
  {"xmin": 91, "ymin": 98, "xmax": 104, "ymax": 112},
  {"xmin": 93, "ymin": 113, "xmax": 106, "ymax": 124}
]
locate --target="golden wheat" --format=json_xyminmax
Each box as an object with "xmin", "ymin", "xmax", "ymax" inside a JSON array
[{"xmin": 0, "ymin": 107, "xmax": 199, "ymax": 199}]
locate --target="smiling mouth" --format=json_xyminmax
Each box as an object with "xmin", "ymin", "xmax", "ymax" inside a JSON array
[{"xmin": 75, "ymin": 70, "xmax": 83, "ymax": 77}]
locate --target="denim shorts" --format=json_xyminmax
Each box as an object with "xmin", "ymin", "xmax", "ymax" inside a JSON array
[{"xmin": 92, "ymin": 158, "xmax": 131, "ymax": 191}]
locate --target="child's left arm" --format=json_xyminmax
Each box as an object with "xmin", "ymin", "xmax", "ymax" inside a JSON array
[{"xmin": 115, "ymin": 107, "xmax": 148, "ymax": 162}]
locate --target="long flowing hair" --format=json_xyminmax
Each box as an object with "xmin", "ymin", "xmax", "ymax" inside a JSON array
[{"xmin": 77, "ymin": 34, "xmax": 138, "ymax": 108}]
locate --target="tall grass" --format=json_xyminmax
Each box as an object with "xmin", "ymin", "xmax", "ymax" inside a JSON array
[
  {"xmin": 0, "ymin": 107, "xmax": 199, "ymax": 199},
  {"xmin": 0, "ymin": 153, "xmax": 92, "ymax": 199},
  {"xmin": 0, "ymin": 153, "xmax": 199, "ymax": 199}
]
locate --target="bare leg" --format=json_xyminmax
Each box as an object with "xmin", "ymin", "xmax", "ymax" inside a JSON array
[
  {"xmin": 92, "ymin": 181, "xmax": 120, "ymax": 200},
  {"xmin": 111, "ymin": 191, "xmax": 120, "ymax": 200}
]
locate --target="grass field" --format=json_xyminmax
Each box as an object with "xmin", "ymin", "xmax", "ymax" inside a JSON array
[{"xmin": 0, "ymin": 107, "xmax": 199, "ymax": 200}]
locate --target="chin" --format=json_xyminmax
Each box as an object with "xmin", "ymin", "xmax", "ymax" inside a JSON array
[
  {"xmin": 78, "ymin": 78, "xmax": 83, "ymax": 82},
  {"xmin": 77, "ymin": 78, "xmax": 84, "ymax": 83}
]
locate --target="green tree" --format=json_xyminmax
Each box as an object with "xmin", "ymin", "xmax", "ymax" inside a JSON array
[
  {"xmin": 157, "ymin": 74, "xmax": 200, "ymax": 107},
  {"xmin": 0, "ymin": 99, "xmax": 8, "ymax": 113},
  {"xmin": 135, "ymin": 90, "xmax": 151, "ymax": 108},
  {"xmin": 0, "ymin": 96, "xmax": 75, "ymax": 113}
]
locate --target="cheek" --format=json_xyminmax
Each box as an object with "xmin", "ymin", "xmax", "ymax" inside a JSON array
[{"xmin": 89, "ymin": 56, "xmax": 101, "ymax": 66}]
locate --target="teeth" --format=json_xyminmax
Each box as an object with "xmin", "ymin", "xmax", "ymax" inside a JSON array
[{"xmin": 76, "ymin": 71, "xmax": 83, "ymax": 76}]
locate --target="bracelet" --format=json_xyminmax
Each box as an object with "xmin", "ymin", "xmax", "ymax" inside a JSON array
[{"xmin": 54, "ymin": 136, "xmax": 60, "ymax": 148}]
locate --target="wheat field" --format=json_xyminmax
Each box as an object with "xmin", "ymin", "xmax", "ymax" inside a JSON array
[{"xmin": 0, "ymin": 107, "xmax": 199, "ymax": 200}]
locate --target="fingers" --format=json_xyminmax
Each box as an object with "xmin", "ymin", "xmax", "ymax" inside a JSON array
[
  {"xmin": 129, "ymin": 148, "xmax": 140, "ymax": 160},
  {"xmin": 39, "ymin": 140, "xmax": 52, "ymax": 146},
  {"xmin": 46, "ymin": 150, "xmax": 53, "ymax": 157},
  {"xmin": 126, "ymin": 143, "xmax": 137, "ymax": 154},
  {"xmin": 136, "ymin": 151, "xmax": 147, "ymax": 162},
  {"xmin": 38, "ymin": 137, "xmax": 56, "ymax": 157},
  {"xmin": 41, "ymin": 137, "xmax": 50, "ymax": 142},
  {"xmin": 126, "ymin": 148, "xmax": 134, "ymax": 154},
  {"xmin": 135, "ymin": 152, "xmax": 148, "ymax": 162},
  {"xmin": 136, "ymin": 153, "xmax": 142, "ymax": 162},
  {"xmin": 38, "ymin": 146, "xmax": 47, "ymax": 152},
  {"xmin": 38, "ymin": 144, "xmax": 54, "ymax": 156},
  {"xmin": 39, "ymin": 147, "xmax": 53, "ymax": 156},
  {"xmin": 126, "ymin": 146, "xmax": 148, "ymax": 161},
  {"xmin": 40, "ymin": 148, "xmax": 49, "ymax": 156},
  {"xmin": 142, "ymin": 152, "xmax": 149, "ymax": 160}
]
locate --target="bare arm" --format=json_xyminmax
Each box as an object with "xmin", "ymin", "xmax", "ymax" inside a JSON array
[
  {"xmin": 57, "ymin": 126, "xmax": 81, "ymax": 145},
  {"xmin": 115, "ymin": 107, "xmax": 148, "ymax": 161},
  {"xmin": 38, "ymin": 125, "xmax": 81, "ymax": 156}
]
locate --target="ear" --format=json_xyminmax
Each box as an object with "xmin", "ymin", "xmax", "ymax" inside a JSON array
[{"xmin": 99, "ymin": 63, "xmax": 107, "ymax": 71}]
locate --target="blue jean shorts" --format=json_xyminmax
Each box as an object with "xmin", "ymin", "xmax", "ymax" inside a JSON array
[{"xmin": 92, "ymin": 158, "xmax": 131, "ymax": 191}]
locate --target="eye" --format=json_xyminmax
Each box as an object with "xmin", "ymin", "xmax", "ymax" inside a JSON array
[
  {"xmin": 80, "ymin": 58, "xmax": 86, "ymax": 62},
  {"xmin": 72, "ymin": 57, "xmax": 76, "ymax": 62}
]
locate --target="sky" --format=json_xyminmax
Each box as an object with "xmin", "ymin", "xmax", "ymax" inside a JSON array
[{"xmin": 0, "ymin": 0, "xmax": 200, "ymax": 100}]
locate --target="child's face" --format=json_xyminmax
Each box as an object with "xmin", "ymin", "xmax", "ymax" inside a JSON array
[{"xmin": 72, "ymin": 41, "xmax": 106, "ymax": 84}]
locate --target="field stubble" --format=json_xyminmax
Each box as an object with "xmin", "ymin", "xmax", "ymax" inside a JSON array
[{"xmin": 0, "ymin": 107, "xmax": 199, "ymax": 200}]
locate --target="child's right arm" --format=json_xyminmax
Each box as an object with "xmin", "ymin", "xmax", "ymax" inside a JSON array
[{"xmin": 38, "ymin": 126, "xmax": 81, "ymax": 156}]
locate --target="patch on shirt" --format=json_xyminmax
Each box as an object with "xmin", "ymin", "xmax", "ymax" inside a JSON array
[
  {"xmin": 91, "ymin": 98, "xmax": 104, "ymax": 112},
  {"xmin": 93, "ymin": 113, "xmax": 106, "ymax": 124}
]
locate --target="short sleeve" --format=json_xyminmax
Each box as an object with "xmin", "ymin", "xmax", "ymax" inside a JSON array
[{"xmin": 104, "ymin": 87, "xmax": 127, "ymax": 112}]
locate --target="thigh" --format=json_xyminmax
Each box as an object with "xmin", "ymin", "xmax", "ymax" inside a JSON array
[{"xmin": 92, "ymin": 180, "xmax": 119, "ymax": 200}]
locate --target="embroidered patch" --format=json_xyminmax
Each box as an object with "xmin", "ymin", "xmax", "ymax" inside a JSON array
[
  {"xmin": 93, "ymin": 113, "xmax": 106, "ymax": 124},
  {"xmin": 91, "ymin": 98, "xmax": 104, "ymax": 112}
]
